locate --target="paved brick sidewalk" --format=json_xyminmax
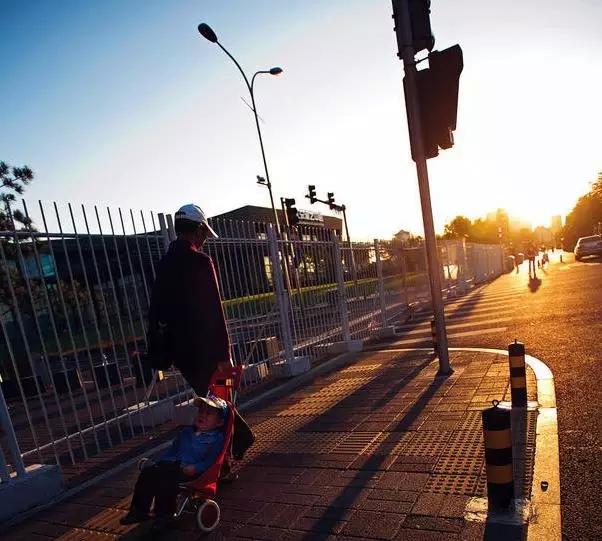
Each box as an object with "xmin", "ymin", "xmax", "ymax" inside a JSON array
[{"xmin": 3, "ymin": 349, "xmax": 537, "ymax": 540}]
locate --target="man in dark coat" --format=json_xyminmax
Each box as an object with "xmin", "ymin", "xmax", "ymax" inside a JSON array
[{"xmin": 147, "ymin": 203, "xmax": 231, "ymax": 396}]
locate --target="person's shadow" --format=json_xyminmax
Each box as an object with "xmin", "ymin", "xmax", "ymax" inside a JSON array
[{"xmin": 528, "ymin": 275, "xmax": 542, "ymax": 293}]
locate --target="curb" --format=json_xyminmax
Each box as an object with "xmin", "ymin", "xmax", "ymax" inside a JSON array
[{"xmin": 372, "ymin": 346, "xmax": 562, "ymax": 541}]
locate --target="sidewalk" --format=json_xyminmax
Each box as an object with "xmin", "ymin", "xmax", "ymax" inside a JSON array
[{"xmin": 3, "ymin": 348, "xmax": 540, "ymax": 540}]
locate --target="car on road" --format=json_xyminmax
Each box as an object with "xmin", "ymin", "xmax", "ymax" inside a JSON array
[{"xmin": 575, "ymin": 234, "xmax": 602, "ymax": 261}]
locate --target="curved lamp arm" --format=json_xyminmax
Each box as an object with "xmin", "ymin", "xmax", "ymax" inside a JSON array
[
  {"xmin": 216, "ymin": 42, "xmax": 253, "ymax": 95},
  {"xmin": 251, "ymin": 70, "xmax": 271, "ymax": 94}
]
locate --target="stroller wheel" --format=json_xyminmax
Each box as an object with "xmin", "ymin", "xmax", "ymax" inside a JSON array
[
  {"xmin": 196, "ymin": 499, "xmax": 220, "ymax": 532},
  {"xmin": 137, "ymin": 458, "xmax": 150, "ymax": 471}
]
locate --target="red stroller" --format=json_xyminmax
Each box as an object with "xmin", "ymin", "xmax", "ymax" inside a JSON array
[{"xmin": 138, "ymin": 365, "xmax": 243, "ymax": 533}]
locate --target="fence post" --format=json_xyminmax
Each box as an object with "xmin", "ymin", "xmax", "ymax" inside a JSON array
[
  {"xmin": 0, "ymin": 383, "xmax": 26, "ymax": 481},
  {"xmin": 166, "ymin": 214, "xmax": 176, "ymax": 242},
  {"xmin": 399, "ymin": 241, "xmax": 410, "ymax": 306},
  {"xmin": 374, "ymin": 239, "xmax": 388, "ymax": 328},
  {"xmin": 267, "ymin": 225, "xmax": 295, "ymax": 363},
  {"xmin": 157, "ymin": 213, "xmax": 171, "ymax": 253},
  {"xmin": 332, "ymin": 232, "xmax": 351, "ymax": 342}
]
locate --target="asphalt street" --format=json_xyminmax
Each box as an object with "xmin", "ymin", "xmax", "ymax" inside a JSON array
[{"xmin": 389, "ymin": 252, "xmax": 602, "ymax": 540}]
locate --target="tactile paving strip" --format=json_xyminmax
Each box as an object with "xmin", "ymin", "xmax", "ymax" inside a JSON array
[
  {"xmin": 270, "ymin": 432, "xmax": 346, "ymax": 454},
  {"xmin": 253, "ymin": 416, "xmax": 315, "ymax": 439},
  {"xmin": 447, "ymin": 429, "xmax": 484, "ymax": 446},
  {"xmin": 340, "ymin": 363, "xmax": 383, "ymax": 374},
  {"xmin": 456, "ymin": 411, "xmax": 483, "ymax": 432},
  {"xmin": 426, "ymin": 474, "xmax": 479, "ymax": 495},
  {"xmin": 434, "ymin": 451, "xmax": 484, "ymax": 475},
  {"xmin": 277, "ymin": 377, "xmax": 374, "ymax": 416},
  {"xmin": 403, "ymin": 431, "xmax": 451, "ymax": 456},
  {"xmin": 363, "ymin": 432, "xmax": 415, "ymax": 456},
  {"xmin": 331, "ymin": 432, "xmax": 381, "ymax": 454}
]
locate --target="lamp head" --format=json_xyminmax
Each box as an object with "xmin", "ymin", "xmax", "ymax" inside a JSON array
[
  {"xmin": 269, "ymin": 67, "xmax": 283, "ymax": 75},
  {"xmin": 198, "ymin": 23, "xmax": 218, "ymax": 43}
]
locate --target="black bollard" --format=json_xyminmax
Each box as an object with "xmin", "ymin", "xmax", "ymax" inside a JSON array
[
  {"xmin": 508, "ymin": 340, "xmax": 527, "ymax": 407},
  {"xmin": 482, "ymin": 400, "xmax": 514, "ymax": 509}
]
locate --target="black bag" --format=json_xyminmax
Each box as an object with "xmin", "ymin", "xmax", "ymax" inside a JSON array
[
  {"xmin": 147, "ymin": 320, "xmax": 173, "ymax": 371},
  {"xmin": 232, "ymin": 408, "xmax": 255, "ymax": 460}
]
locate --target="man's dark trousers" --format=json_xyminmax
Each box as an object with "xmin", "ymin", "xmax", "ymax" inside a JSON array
[{"xmin": 178, "ymin": 365, "xmax": 212, "ymax": 396}]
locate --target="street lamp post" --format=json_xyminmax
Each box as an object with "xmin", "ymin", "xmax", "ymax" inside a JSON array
[{"xmin": 198, "ymin": 23, "xmax": 283, "ymax": 231}]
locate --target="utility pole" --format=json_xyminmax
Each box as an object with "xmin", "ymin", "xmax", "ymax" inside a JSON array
[{"xmin": 391, "ymin": 0, "xmax": 462, "ymax": 375}]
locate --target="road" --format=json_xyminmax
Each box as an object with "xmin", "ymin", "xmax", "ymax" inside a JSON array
[{"xmin": 387, "ymin": 251, "xmax": 602, "ymax": 541}]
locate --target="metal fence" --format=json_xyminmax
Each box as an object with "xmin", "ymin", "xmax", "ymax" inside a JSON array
[{"xmin": 0, "ymin": 200, "xmax": 503, "ymax": 487}]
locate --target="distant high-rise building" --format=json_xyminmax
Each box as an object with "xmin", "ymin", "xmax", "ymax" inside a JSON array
[
  {"xmin": 509, "ymin": 216, "xmax": 531, "ymax": 233},
  {"xmin": 550, "ymin": 215, "xmax": 562, "ymax": 233}
]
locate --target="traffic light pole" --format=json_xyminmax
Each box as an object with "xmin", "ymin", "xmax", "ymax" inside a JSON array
[
  {"xmin": 307, "ymin": 187, "xmax": 358, "ymax": 283},
  {"xmin": 341, "ymin": 205, "xmax": 357, "ymax": 282},
  {"xmin": 396, "ymin": 0, "xmax": 451, "ymax": 375}
]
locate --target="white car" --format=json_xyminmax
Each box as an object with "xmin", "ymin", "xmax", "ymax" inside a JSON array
[{"xmin": 575, "ymin": 235, "xmax": 602, "ymax": 261}]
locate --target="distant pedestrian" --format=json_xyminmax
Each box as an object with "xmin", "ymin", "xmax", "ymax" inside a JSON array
[{"xmin": 526, "ymin": 242, "xmax": 537, "ymax": 276}]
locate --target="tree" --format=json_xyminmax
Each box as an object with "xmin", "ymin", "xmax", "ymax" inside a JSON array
[
  {"xmin": 562, "ymin": 172, "xmax": 602, "ymax": 250},
  {"xmin": 1, "ymin": 160, "xmax": 38, "ymax": 318},
  {"xmin": 0, "ymin": 161, "xmax": 34, "ymax": 230},
  {"xmin": 443, "ymin": 216, "xmax": 472, "ymax": 239}
]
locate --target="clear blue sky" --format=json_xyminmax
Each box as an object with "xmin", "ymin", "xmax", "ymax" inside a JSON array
[{"xmin": 2, "ymin": 0, "xmax": 601, "ymax": 238}]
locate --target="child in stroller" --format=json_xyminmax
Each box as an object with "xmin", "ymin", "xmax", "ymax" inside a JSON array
[{"xmin": 120, "ymin": 394, "xmax": 229, "ymax": 530}]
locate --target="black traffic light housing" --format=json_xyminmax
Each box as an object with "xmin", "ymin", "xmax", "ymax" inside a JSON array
[
  {"xmin": 392, "ymin": 0, "xmax": 435, "ymax": 57},
  {"xmin": 327, "ymin": 192, "xmax": 336, "ymax": 210},
  {"xmin": 284, "ymin": 198, "xmax": 299, "ymax": 226},
  {"xmin": 307, "ymin": 185, "xmax": 317, "ymax": 204},
  {"xmin": 404, "ymin": 44, "xmax": 463, "ymax": 160}
]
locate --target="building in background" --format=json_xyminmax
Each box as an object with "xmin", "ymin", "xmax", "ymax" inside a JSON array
[
  {"xmin": 211, "ymin": 205, "xmax": 342, "ymax": 236},
  {"xmin": 534, "ymin": 226, "xmax": 554, "ymax": 246},
  {"xmin": 207, "ymin": 205, "xmax": 344, "ymax": 296}
]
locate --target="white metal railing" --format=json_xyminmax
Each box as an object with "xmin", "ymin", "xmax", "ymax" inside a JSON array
[{"xmin": 0, "ymin": 199, "xmax": 503, "ymax": 486}]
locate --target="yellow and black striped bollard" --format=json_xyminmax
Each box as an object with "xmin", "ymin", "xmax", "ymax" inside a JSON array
[
  {"xmin": 482, "ymin": 400, "xmax": 514, "ymax": 509},
  {"xmin": 430, "ymin": 320, "xmax": 438, "ymax": 355},
  {"xmin": 508, "ymin": 340, "xmax": 527, "ymax": 407}
]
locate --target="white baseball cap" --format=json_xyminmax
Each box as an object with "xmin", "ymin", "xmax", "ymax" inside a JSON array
[{"xmin": 174, "ymin": 204, "xmax": 218, "ymax": 238}]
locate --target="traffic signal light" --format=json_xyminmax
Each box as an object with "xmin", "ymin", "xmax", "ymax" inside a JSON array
[
  {"xmin": 392, "ymin": 0, "xmax": 435, "ymax": 58},
  {"xmin": 307, "ymin": 185, "xmax": 317, "ymax": 204},
  {"xmin": 327, "ymin": 192, "xmax": 335, "ymax": 209},
  {"xmin": 284, "ymin": 198, "xmax": 299, "ymax": 226},
  {"xmin": 404, "ymin": 44, "xmax": 463, "ymax": 160}
]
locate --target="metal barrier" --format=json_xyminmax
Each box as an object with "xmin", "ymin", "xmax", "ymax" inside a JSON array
[{"xmin": 0, "ymin": 199, "xmax": 504, "ymax": 486}]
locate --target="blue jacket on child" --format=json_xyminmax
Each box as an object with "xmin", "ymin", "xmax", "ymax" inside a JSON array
[{"xmin": 160, "ymin": 426, "xmax": 224, "ymax": 474}]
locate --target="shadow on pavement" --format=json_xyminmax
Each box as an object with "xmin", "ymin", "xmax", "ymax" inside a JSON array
[
  {"xmin": 295, "ymin": 354, "xmax": 445, "ymax": 540},
  {"xmin": 528, "ymin": 276, "xmax": 542, "ymax": 293}
]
